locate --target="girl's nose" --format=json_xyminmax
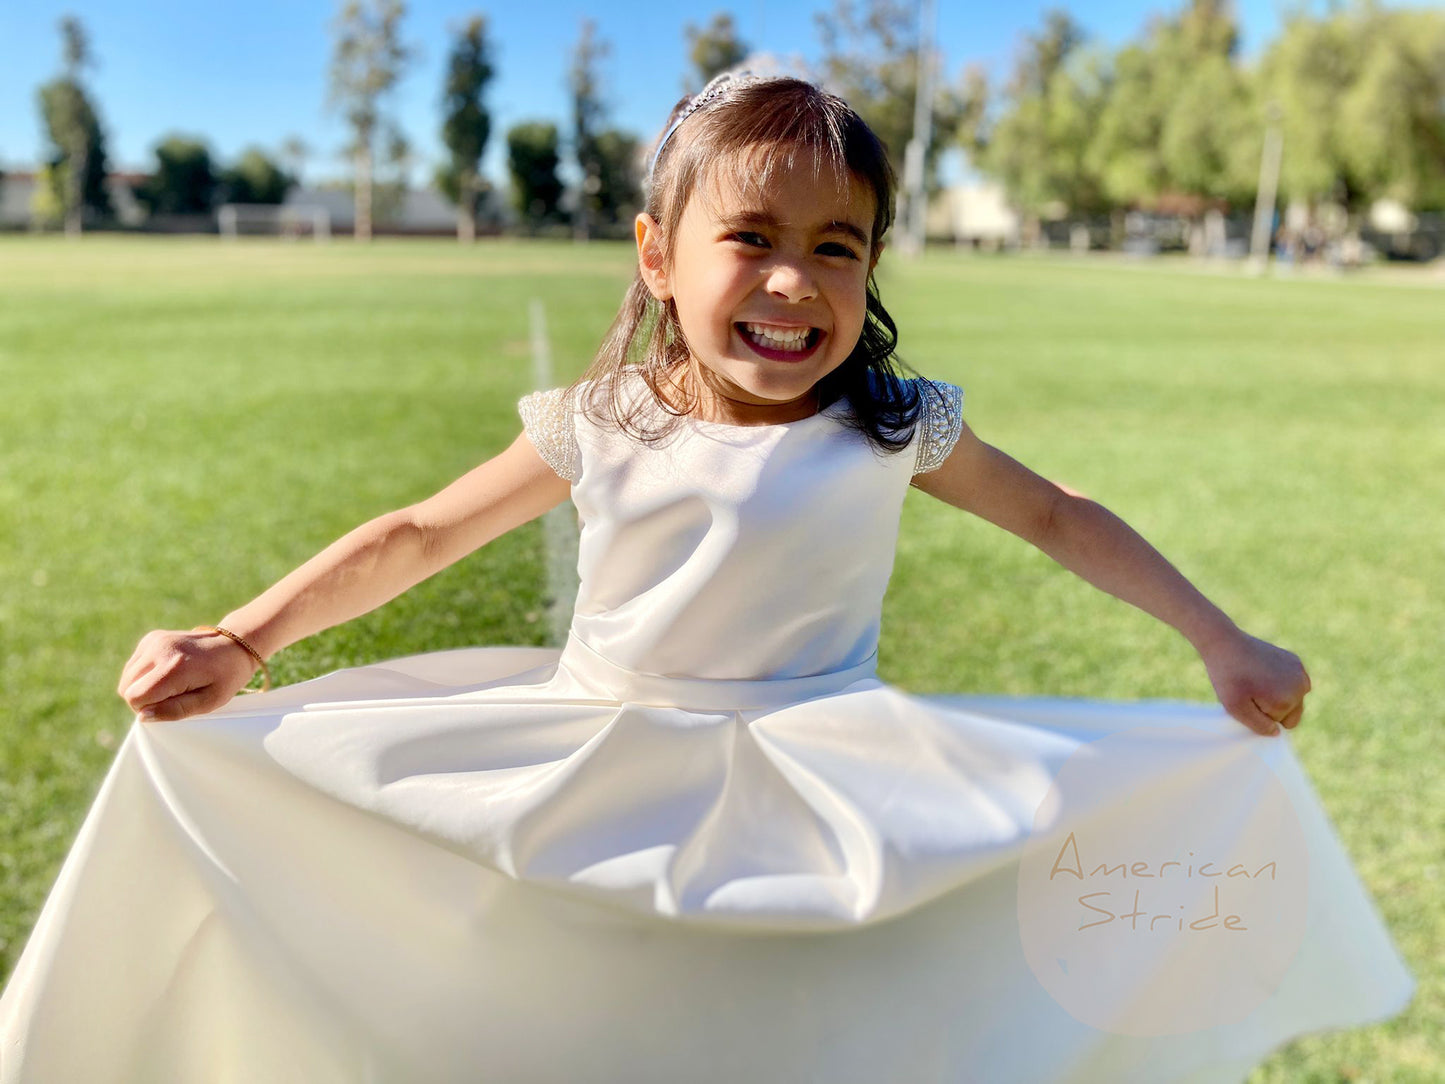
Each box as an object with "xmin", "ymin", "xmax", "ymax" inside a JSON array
[{"xmin": 765, "ymin": 259, "xmax": 818, "ymax": 302}]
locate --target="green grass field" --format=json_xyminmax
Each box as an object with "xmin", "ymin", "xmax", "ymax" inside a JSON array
[{"xmin": 0, "ymin": 235, "xmax": 1439, "ymax": 1079}]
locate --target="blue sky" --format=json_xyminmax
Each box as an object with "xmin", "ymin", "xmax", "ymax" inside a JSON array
[{"xmin": 0, "ymin": 1, "xmax": 1413, "ymax": 187}]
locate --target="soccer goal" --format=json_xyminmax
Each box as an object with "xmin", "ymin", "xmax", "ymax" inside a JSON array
[{"xmin": 217, "ymin": 203, "xmax": 332, "ymax": 241}]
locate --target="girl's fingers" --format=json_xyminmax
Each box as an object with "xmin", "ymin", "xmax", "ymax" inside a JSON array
[
  {"xmin": 1279, "ymin": 701, "xmax": 1305, "ymax": 730},
  {"xmin": 126, "ymin": 657, "xmax": 197, "ymax": 713},
  {"xmin": 121, "ymin": 631, "xmax": 162, "ymax": 673},
  {"xmin": 118, "ymin": 655, "xmax": 158, "ymax": 696},
  {"xmin": 118, "ymin": 631, "xmax": 179, "ymax": 695},
  {"xmin": 117, "ymin": 647, "xmax": 145, "ymax": 693},
  {"xmin": 1239, "ymin": 698, "xmax": 1283, "ymax": 737},
  {"xmin": 121, "ymin": 656, "xmax": 171, "ymax": 705},
  {"xmin": 120, "ymin": 664, "xmax": 156, "ymax": 704},
  {"xmin": 138, "ymin": 686, "xmax": 217, "ymax": 723}
]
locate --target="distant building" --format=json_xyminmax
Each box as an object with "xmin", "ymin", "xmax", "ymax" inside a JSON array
[
  {"xmin": 0, "ymin": 170, "xmax": 148, "ymax": 229},
  {"xmin": 928, "ymin": 182, "xmax": 1020, "ymax": 248},
  {"xmin": 283, "ymin": 185, "xmax": 507, "ymax": 236},
  {"xmin": 0, "ymin": 169, "xmax": 506, "ymax": 235}
]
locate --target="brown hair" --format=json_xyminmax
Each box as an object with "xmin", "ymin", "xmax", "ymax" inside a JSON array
[{"xmin": 570, "ymin": 75, "xmax": 938, "ymax": 454}]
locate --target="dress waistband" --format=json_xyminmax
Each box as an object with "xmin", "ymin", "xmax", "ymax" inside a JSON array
[{"xmin": 552, "ymin": 632, "xmax": 880, "ymax": 712}]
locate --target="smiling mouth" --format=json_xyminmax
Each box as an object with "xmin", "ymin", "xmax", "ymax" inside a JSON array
[{"xmin": 736, "ymin": 322, "xmax": 823, "ymax": 360}]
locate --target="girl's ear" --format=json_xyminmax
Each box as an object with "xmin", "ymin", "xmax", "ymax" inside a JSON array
[
  {"xmin": 868, "ymin": 240, "xmax": 885, "ymax": 274},
  {"xmin": 635, "ymin": 213, "xmax": 672, "ymax": 300}
]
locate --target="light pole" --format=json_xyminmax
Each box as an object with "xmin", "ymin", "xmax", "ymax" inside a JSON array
[
  {"xmin": 1248, "ymin": 101, "xmax": 1284, "ymax": 275},
  {"xmin": 899, "ymin": 0, "xmax": 936, "ymax": 259}
]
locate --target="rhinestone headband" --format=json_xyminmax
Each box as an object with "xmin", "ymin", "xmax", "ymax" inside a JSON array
[{"xmin": 647, "ymin": 69, "xmax": 768, "ymax": 181}]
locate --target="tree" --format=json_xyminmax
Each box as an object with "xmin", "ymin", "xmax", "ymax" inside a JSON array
[
  {"xmin": 372, "ymin": 128, "xmax": 413, "ymax": 227},
  {"xmin": 279, "ymin": 135, "xmax": 311, "ymax": 187},
  {"xmin": 328, "ymin": 0, "xmax": 412, "ymax": 241},
  {"xmin": 953, "ymin": 63, "xmax": 990, "ymax": 167},
  {"xmin": 218, "ymin": 148, "xmax": 294, "ymax": 205},
  {"xmin": 29, "ymin": 164, "xmax": 66, "ymax": 229},
  {"xmin": 1256, "ymin": 6, "xmax": 1445, "ymax": 229},
  {"xmin": 1258, "ymin": 10, "xmax": 1365, "ymax": 225},
  {"xmin": 684, "ymin": 13, "xmax": 749, "ymax": 92},
  {"xmin": 1015, "ymin": 8, "xmax": 1086, "ymax": 98},
  {"xmin": 35, "ymin": 16, "xmax": 112, "ymax": 234},
  {"xmin": 1156, "ymin": 0, "xmax": 1256, "ymax": 210},
  {"xmin": 979, "ymin": 11, "xmax": 1108, "ymax": 233},
  {"xmin": 1158, "ymin": 54, "xmax": 1257, "ymax": 209},
  {"xmin": 134, "ymin": 135, "xmax": 217, "ymax": 216},
  {"xmin": 569, "ymin": 18, "xmax": 609, "ymax": 240},
  {"xmin": 812, "ymin": 0, "xmax": 966, "ymax": 196},
  {"xmin": 1337, "ymin": 9, "xmax": 1445, "ymax": 212},
  {"xmin": 591, "ymin": 128, "xmax": 642, "ymax": 227},
  {"xmin": 1086, "ymin": 0, "xmax": 1255, "ymax": 247},
  {"xmin": 506, "ymin": 121, "xmax": 564, "ymax": 228},
  {"xmin": 438, "ymin": 15, "xmax": 495, "ymax": 242},
  {"xmin": 1084, "ymin": 41, "xmax": 1167, "ymax": 210}
]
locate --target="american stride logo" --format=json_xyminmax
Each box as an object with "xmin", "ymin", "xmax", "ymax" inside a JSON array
[
  {"xmin": 1015, "ymin": 721, "xmax": 1309, "ymax": 1037},
  {"xmin": 1048, "ymin": 831, "xmax": 1277, "ymax": 933}
]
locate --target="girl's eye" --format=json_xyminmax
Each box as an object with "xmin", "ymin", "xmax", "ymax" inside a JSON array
[{"xmin": 728, "ymin": 233, "xmax": 859, "ymax": 260}]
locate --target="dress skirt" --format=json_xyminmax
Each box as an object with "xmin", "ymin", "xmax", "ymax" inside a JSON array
[{"xmin": 0, "ymin": 641, "xmax": 1415, "ymax": 1083}]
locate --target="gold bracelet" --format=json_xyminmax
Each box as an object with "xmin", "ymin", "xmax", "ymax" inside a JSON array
[{"xmin": 193, "ymin": 625, "xmax": 272, "ymax": 692}]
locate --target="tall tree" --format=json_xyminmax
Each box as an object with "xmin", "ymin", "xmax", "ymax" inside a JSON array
[
  {"xmin": 1086, "ymin": 0, "xmax": 1253, "ymax": 247},
  {"xmin": 980, "ymin": 11, "xmax": 1107, "ymax": 234},
  {"xmin": 684, "ymin": 13, "xmax": 749, "ymax": 92},
  {"xmin": 219, "ymin": 148, "xmax": 294, "ymax": 206},
  {"xmin": 591, "ymin": 128, "xmax": 642, "ymax": 227},
  {"xmin": 279, "ymin": 135, "xmax": 311, "ymax": 187},
  {"xmin": 1157, "ymin": 0, "xmax": 1256, "ymax": 211},
  {"xmin": 1257, "ymin": 10, "xmax": 1363, "ymax": 222},
  {"xmin": 812, "ymin": 0, "xmax": 965, "ymax": 195},
  {"xmin": 134, "ymin": 135, "xmax": 217, "ymax": 215},
  {"xmin": 953, "ymin": 63, "xmax": 990, "ymax": 166},
  {"xmin": 438, "ymin": 14, "xmax": 495, "ymax": 242},
  {"xmin": 29, "ymin": 165, "xmax": 66, "ymax": 229},
  {"xmin": 35, "ymin": 15, "xmax": 112, "ymax": 235},
  {"xmin": 1338, "ymin": 9, "xmax": 1445, "ymax": 212},
  {"xmin": 328, "ymin": 0, "xmax": 412, "ymax": 241},
  {"xmin": 1158, "ymin": 54, "xmax": 1257, "ymax": 210},
  {"xmin": 506, "ymin": 121, "xmax": 564, "ymax": 228},
  {"xmin": 1015, "ymin": 9, "xmax": 1086, "ymax": 98},
  {"xmin": 1084, "ymin": 40, "xmax": 1166, "ymax": 210},
  {"xmin": 372, "ymin": 128, "xmax": 413, "ymax": 227},
  {"xmin": 569, "ymin": 18, "xmax": 609, "ymax": 240}
]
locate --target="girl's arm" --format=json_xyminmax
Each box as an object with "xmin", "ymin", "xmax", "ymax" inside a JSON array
[
  {"xmin": 119, "ymin": 431, "xmax": 571, "ymax": 722},
  {"xmin": 911, "ymin": 422, "xmax": 1310, "ymax": 737}
]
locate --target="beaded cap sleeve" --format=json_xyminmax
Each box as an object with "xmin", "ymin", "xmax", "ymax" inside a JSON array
[
  {"xmin": 910, "ymin": 378, "xmax": 965, "ymax": 475},
  {"xmin": 517, "ymin": 387, "xmax": 581, "ymax": 483}
]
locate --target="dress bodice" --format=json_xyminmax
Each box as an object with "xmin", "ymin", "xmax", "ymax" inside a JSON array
[{"xmin": 519, "ymin": 369, "xmax": 963, "ymax": 681}]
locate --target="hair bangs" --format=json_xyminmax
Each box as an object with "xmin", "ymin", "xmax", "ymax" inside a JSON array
[{"xmin": 689, "ymin": 140, "xmax": 859, "ymax": 236}]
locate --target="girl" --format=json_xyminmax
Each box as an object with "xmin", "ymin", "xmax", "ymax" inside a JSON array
[{"xmin": 0, "ymin": 74, "xmax": 1412, "ymax": 1083}]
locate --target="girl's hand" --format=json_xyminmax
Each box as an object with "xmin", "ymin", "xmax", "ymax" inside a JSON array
[
  {"xmin": 1198, "ymin": 629, "xmax": 1312, "ymax": 737},
  {"xmin": 117, "ymin": 629, "xmax": 259, "ymax": 723}
]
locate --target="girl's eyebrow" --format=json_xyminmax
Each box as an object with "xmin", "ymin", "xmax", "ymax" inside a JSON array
[{"xmin": 717, "ymin": 211, "xmax": 869, "ymax": 248}]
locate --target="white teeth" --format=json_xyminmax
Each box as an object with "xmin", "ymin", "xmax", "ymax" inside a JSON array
[{"xmin": 742, "ymin": 322, "xmax": 813, "ymax": 348}]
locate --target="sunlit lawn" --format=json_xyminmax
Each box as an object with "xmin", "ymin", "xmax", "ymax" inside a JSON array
[{"xmin": 0, "ymin": 235, "xmax": 1439, "ymax": 1079}]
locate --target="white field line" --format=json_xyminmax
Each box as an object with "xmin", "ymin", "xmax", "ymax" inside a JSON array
[{"xmin": 528, "ymin": 298, "xmax": 580, "ymax": 647}]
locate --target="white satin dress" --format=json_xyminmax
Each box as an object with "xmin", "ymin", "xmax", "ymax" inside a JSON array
[{"xmin": 0, "ymin": 371, "xmax": 1415, "ymax": 1083}]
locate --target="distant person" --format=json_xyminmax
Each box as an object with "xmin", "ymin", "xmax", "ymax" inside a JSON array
[
  {"xmin": 0, "ymin": 73, "xmax": 1413, "ymax": 1083},
  {"xmin": 1276, "ymin": 224, "xmax": 1298, "ymax": 268}
]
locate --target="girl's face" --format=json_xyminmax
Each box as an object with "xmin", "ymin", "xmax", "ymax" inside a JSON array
[{"xmin": 636, "ymin": 154, "xmax": 880, "ymax": 419}]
